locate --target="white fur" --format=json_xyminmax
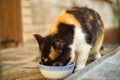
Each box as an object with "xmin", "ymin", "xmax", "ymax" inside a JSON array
[
  {"xmin": 69, "ymin": 27, "xmax": 92, "ymax": 71},
  {"xmin": 67, "ymin": 44, "xmax": 75, "ymax": 65}
]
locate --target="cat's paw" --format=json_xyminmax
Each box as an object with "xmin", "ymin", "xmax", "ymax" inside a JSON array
[
  {"xmin": 74, "ymin": 65, "xmax": 85, "ymax": 72},
  {"xmin": 95, "ymin": 53, "xmax": 101, "ymax": 59}
]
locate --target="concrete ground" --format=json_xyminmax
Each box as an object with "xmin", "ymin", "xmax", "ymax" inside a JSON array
[{"xmin": 0, "ymin": 44, "xmax": 119, "ymax": 80}]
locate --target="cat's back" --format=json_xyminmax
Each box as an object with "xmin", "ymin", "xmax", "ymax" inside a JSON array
[
  {"xmin": 49, "ymin": 7, "xmax": 103, "ymax": 34},
  {"xmin": 48, "ymin": 8, "xmax": 81, "ymax": 34}
]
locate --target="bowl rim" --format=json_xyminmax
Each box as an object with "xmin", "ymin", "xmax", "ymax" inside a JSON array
[{"xmin": 39, "ymin": 62, "xmax": 75, "ymax": 71}]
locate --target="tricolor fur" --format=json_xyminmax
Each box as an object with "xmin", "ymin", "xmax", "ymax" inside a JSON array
[{"xmin": 34, "ymin": 7, "xmax": 104, "ymax": 71}]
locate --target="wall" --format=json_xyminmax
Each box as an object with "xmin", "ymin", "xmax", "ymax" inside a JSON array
[
  {"xmin": 31, "ymin": 0, "xmax": 117, "ymax": 29},
  {"xmin": 21, "ymin": 0, "xmax": 33, "ymax": 45}
]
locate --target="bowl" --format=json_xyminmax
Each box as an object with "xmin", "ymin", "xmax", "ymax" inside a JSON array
[{"xmin": 39, "ymin": 62, "xmax": 75, "ymax": 79}]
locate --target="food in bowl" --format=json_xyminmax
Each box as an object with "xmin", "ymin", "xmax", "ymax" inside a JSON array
[{"xmin": 39, "ymin": 62, "xmax": 75, "ymax": 79}]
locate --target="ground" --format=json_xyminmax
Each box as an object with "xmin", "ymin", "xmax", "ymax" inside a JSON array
[{"xmin": 0, "ymin": 44, "xmax": 119, "ymax": 80}]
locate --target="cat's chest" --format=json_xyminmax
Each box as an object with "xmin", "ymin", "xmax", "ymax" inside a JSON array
[
  {"xmin": 74, "ymin": 27, "xmax": 86, "ymax": 43},
  {"xmin": 72, "ymin": 27, "xmax": 90, "ymax": 51}
]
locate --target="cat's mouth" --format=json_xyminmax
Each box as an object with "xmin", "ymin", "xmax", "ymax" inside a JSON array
[
  {"xmin": 52, "ymin": 62, "xmax": 64, "ymax": 66},
  {"xmin": 41, "ymin": 61, "xmax": 64, "ymax": 66},
  {"xmin": 41, "ymin": 58, "xmax": 71, "ymax": 66}
]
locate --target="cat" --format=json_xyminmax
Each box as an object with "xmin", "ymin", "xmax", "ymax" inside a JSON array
[{"xmin": 33, "ymin": 7, "xmax": 104, "ymax": 71}]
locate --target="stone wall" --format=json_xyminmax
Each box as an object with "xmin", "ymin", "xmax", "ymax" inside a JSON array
[
  {"xmin": 31, "ymin": 0, "xmax": 116, "ymax": 29},
  {"xmin": 20, "ymin": 0, "xmax": 33, "ymax": 45}
]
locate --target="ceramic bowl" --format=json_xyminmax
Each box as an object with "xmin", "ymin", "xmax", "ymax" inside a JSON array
[{"xmin": 39, "ymin": 62, "xmax": 75, "ymax": 79}]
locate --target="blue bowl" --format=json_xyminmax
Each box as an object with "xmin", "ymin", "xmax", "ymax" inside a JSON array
[{"xmin": 39, "ymin": 62, "xmax": 75, "ymax": 79}]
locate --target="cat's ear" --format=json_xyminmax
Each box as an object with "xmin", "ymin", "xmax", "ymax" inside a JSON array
[
  {"xmin": 54, "ymin": 39, "xmax": 65, "ymax": 50},
  {"xmin": 33, "ymin": 34, "xmax": 44, "ymax": 49}
]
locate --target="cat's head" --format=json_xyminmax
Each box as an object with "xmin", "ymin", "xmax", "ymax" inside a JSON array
[{"xmin": 33, "ymin": 34, "xmax": 71, "ymax": 66}]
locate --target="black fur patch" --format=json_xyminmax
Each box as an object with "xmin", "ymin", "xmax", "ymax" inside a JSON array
[
  {"xmin": 54, "ymin": 23, "xmax": 75, "ymax": 46},
  {"xmin": 41, "ymin": 23, "xmax": 75, "ymax": 66},
  {"xmin": 42, "ymin": 35, "xmax": 53, "ymax": 58},
  {"xmin": 67, "ymin": 7, "xmax": 102, "ymax": 45}
]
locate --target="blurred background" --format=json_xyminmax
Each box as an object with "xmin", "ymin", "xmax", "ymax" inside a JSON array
[
  {"xmin": 0, "ymin": 0, "xmax": 120, "ymax": 49},
  {"xmin": 0, "ymin": 0, "xmax": 120, "ymax": 80}
]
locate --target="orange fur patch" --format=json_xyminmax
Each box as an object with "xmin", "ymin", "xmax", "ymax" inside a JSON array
[
  {"xmin": 48, "ymin": 10, "xmax": 81, "ymax": 34},
  {"xmin": 49, "ymin": 47, "xmax": 56, "ymax": 60}
]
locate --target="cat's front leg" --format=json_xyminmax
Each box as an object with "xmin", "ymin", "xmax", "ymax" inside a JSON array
[{"xmin": 74, "ymin": 45, "xmax": 91, "ymax": 72}]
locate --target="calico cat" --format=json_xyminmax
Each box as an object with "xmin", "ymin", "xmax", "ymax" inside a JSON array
[{"xmin": 33, "ymin": 7, "xmax": 104, "ymax": 71}]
